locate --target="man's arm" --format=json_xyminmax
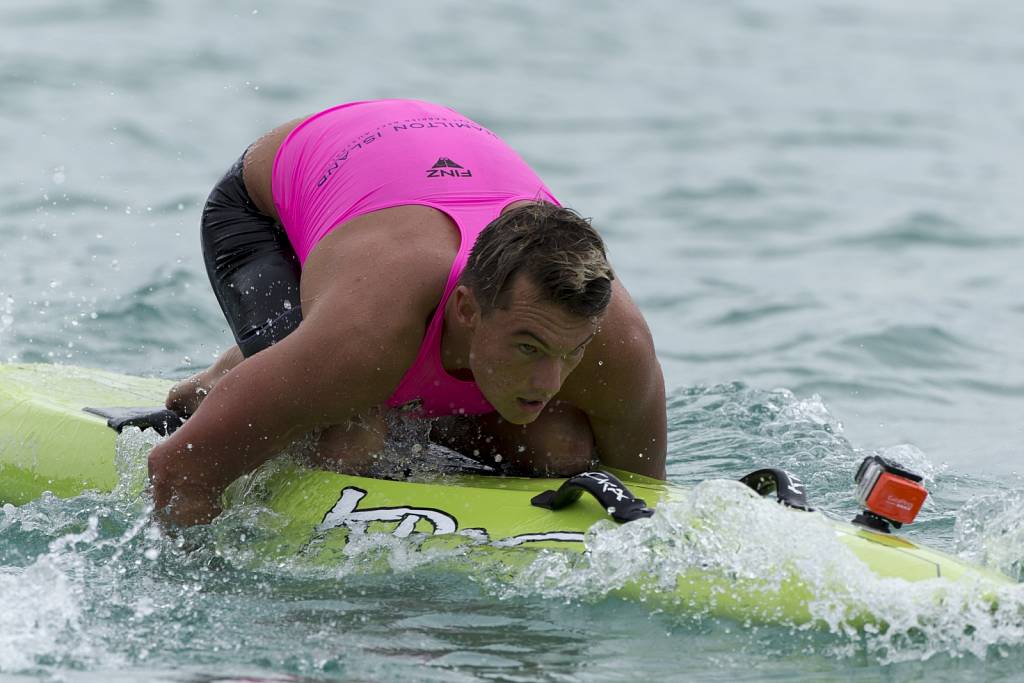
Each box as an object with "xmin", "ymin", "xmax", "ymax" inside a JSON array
[
  {"xmin": 565, "ymin": 281, "xmax": 667, "ymax": 479},
  {"xmin": 586, "ymin": 346, "xmax": 667, "ymax": 480},
  {"xmin": 147, "ymin": 288, "xmax": 422, "ymax": 528}
]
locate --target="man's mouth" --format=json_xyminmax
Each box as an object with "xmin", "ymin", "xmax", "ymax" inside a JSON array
[{"xmin": 516, "ymin": 397, "xmax": 546, "ymax": 413}]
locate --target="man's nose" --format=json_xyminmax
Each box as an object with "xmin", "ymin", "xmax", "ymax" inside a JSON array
[{"xmin": 530, "ymin": 358, "xmax": 563, "ymax": 397}]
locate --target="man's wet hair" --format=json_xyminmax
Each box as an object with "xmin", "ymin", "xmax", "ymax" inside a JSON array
[{"xmin": 461, "ymin": 202, "xmax": 614, "ymax": 318}]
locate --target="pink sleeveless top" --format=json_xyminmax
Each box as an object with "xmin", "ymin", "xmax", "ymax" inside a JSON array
[{"xmin": 271, "ymin": 99, "xmax": 559, "ymax": 417}]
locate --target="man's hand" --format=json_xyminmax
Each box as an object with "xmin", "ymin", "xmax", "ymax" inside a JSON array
[
  {"xmin": 148, "ymin": 442, "xmax": 223, "ymax": 527},
  {"xmin": 165, "ymin": 373, "xmax": 211, "ymax": 418},
  {"xmin": 165, "ymin": 345, "xmax": 245, "ymax": 417}
]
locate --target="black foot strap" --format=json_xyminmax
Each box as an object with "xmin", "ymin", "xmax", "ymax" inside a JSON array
[
  {"xmin": 739, "ymin": 468, "xmax": 812, "ymax": 511},
  {"xmin": 82, "ymin": 406, "xmax": 185, "ymax": 437},
  {"xmin": 531, "ymin": 471, "xmax": 655, "ymax": 523}
]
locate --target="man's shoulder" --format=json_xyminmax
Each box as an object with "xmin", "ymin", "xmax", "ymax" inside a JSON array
[{"xmin": 559, "ymin": 281, "xmax": 661, "ymax": 420}]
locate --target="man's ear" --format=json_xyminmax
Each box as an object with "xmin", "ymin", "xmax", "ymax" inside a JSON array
[{"xmin": 452, "ymin": 285, "xmax": 481, "ymax": 329}]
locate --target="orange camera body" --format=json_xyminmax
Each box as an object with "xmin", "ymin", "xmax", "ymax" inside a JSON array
[{"xmin": 854, "ymin": 456, "xmax": 928, "ymax": 528}]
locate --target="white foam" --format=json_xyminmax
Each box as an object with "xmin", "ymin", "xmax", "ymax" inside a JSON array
[
  {"xmin": 770, "ymin": 392, "xmax": 843, "ymax": 433},
  {"xmin": 0, "ymin": 559, "xmax": 82, "ymax": 672},
  {"xmin": 113, "ymin": 426, "xmax": 165, "ymax": 500},
  {"xmin": 0, "ymin": 517, "xmax": 107, "ymax": 673},
  {"xmin": 954, "ymin": 489, "xmax": 1024, "ymax": 581},
  {"xmin": 499, "ymin": 478, "xmax": 1024, "ymax": 662}
]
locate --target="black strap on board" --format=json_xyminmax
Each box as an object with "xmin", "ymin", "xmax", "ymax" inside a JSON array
[
  {"xmin": 739, "ymin": 467, "xmax": 813, "ymax": 511},
  {"xmin": 531, "ymin": 471, "xmax": 655, "ymax": 523},
  {"xmin": 82, "ymin": 406, "xmax": 185, "ymax": 437}
]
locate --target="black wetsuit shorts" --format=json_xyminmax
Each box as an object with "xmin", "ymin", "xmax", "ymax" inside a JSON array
[{"xmin": 200, "ymin": 152, "xmax": 302, "ymax": 357}]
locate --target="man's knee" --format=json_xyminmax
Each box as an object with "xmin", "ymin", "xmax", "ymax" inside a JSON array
[
  {"xmin": 313, "ymin": 410, "xmax": 388, "ymax": 475},
  {"xmin": 479, "ymin": 401, "xmax": 596, "ymax": 476}
]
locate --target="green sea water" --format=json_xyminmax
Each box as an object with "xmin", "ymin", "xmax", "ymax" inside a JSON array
[{"xmin": 3, "ymin": 0, "xmax": 1024, "ymax": 680}]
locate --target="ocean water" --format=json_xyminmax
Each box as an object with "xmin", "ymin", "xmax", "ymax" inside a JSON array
[{"xmin": 2, "ymin": 0, "xmax": 1024, "ymax": 680}]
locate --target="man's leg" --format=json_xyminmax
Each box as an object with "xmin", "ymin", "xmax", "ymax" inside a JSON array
[
  {"xmin": 167, "ymin": 152, "xmax": 302, "ymax": 415},
  {"xmin": 201, "ymin": 153, "xmax": 303, "ymax": 357},
  {"xmin": 310, "ymin": 409, "xmax": 389, "ymax": 475}
]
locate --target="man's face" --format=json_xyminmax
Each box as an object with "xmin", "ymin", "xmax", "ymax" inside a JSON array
[{"xmin": 462, "ymin": 276, "xmax": 599, "ymax": 425}]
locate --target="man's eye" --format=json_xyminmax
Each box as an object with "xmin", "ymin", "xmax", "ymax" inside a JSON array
[{"xmin": 517, "ymin": 343, "xmax": 538, "ymax": 356}]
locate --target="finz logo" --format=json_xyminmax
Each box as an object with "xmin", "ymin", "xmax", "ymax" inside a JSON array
[{"xmin": 426, "ymin": 157, "xmax": 473, "ymax": 178}]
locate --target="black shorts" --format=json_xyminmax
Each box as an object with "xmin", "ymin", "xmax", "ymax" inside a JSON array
[{"xmin": 201, "ymin": 152, "xmax": 302, "ymax": 357}]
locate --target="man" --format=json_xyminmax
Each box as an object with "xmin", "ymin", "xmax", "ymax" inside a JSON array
[{"xmin": 148, "ymin": 99, "xmax": 666, "ymax": 527}]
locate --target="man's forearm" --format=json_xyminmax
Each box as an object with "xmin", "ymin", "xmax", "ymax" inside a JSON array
[
  {"xmin": 150, "ymin": 352, "xmax": 311, "ymax": 527},
  {"xmin": 590, "ymin": 396, "xmax": 667, "ymax": 480}
]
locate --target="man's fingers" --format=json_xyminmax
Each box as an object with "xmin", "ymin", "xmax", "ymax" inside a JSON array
[{"xmin": 165, "ymin": 375, "xmax": 211, "ymax": 416}]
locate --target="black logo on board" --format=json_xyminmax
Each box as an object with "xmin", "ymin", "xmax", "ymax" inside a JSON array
[{"xmin": 426, "ymin": 157, "xmax": 472, "ymax": 178}]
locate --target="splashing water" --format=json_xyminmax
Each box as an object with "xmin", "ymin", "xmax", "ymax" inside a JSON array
[
  {"xmin": 4, "ymin": 388, "xmax": 1024, "ymax": 680},
  {"xmin": 496, "ymin": 479, "xmax": 1024, "ymax": 663},
  {"xmin": 954, "ymin": 491, "xmax": 1024, "ymax": 583}
]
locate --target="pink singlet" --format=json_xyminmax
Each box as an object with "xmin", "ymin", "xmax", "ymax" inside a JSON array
[{"xmin": 271, "ymin": 99, "xmax": 560, "ymax": 418}]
